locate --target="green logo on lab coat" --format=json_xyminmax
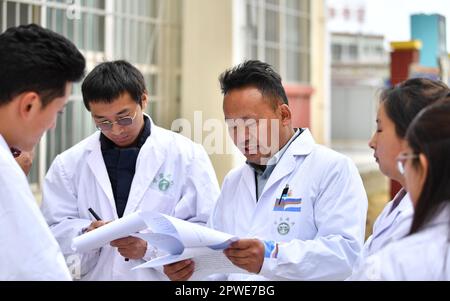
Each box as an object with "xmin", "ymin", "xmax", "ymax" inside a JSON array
[
  {"xmin": 153, "ymin": 173, "xmax": 174, "ymax": 192},
  {"xmin": 275, "ymin": 217, "xmax": 295, "ymax": 235}
]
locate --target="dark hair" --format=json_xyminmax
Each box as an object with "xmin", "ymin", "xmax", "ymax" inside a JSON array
[
  {"xmin": 407, "ymin": 98, "xmax": 450, "ymax": 234},
  {"xmin": 380, "ymin": 78, "xmax": 449, "ymax": 138},
  {"xmin": 82, "ymin": 60, "xmax": 147, "ymax": 111},
  {"xmin": 219, "ymin": 60, "xmax": 289, "ymax": 109},
  {"xmin": 0, "ymin": 24, "xmax": 85, "ymax": 107}
]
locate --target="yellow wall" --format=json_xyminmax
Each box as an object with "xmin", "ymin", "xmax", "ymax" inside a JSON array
[
  {"xmin": 181, "ymin": 0, "xmax": 237, "ymax": 184},
  {"xmin": 310, "ymin": 0, "xmax": 328, "ymax": 145}
]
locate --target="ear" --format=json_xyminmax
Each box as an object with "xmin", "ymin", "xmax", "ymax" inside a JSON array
[
  {"xmin": 17, "ymin": 92, "xmax": 41, "ymax": 120},
  {"xmin": 418, "ymin": 153, "xmax": 429, "ymax": 181},
  {"xmin": 278, "ymin": 104, "xmax": 292, "ymax": 126},
  {"xmin": 140, "ymin": 94, "xmax": 149, "ymax": 111}
]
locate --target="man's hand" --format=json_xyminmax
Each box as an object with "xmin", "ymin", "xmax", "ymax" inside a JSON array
[
  {"xmin": 163, "ymin": 259, "xmax": 195, "ymax": 281},
  {"xmin": 85, "ymin": 221, "xmax": 109, "ymax": 233},
  {"xmin": 224, "ymin": 239, "xmax": 265, "ymax": 274},
  {"xmin": 110, "ymin": 237, "xmax": 148, "ymax": 260}
]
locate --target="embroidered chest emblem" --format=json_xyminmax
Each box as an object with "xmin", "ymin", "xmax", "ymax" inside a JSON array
[
  {"xmin": 275, "ymin": 217, "xmax": 295, "ymax": 235},
  {"xmin": 152, "ymin": 173, "xmax": 174, "ymax": 192}
]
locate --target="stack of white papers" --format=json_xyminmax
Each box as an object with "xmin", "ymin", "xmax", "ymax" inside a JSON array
[{"xmin": 71, "ymin": 211, "xmax": 248, "ymax": 280}]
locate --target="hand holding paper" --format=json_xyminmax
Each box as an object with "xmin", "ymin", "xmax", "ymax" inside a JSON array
[{"xmin": 72, "ymin": 211, "xmax": 149, "ymax": 253}]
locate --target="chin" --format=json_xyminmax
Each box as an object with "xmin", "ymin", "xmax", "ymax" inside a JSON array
[{"xmin": 244, "ymin": 154, "xmax": 260, "ymax": 163}]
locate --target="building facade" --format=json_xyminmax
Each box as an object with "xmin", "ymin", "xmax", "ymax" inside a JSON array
[{"xmin": 1, "ymin": 0, "xmax": 326, "ymax": 189}]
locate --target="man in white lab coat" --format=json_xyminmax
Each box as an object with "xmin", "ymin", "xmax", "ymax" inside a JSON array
[
  {"xmin": 0, "ymin": 24, "xmax": 85, "ymax": 280},
  {"xmin": 41, "ymin": 61, "xmax": 220, "ymax": 280},
  {"xmin": 164, "ymin": 60, "xmax": 368, "ymax": 281}
]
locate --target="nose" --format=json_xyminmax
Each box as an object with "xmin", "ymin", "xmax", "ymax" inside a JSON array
[
  {"xmin": 368, "ymin": 132, "xmax": 376, "ymax": 150},
  {"xmin": 110, "ymin": 122, "xmax": 124, "ymax": 136}
]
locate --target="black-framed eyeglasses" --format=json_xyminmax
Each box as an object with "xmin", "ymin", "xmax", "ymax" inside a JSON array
[
  {"xmin": 95, "ymin": 111, "xmax": 138, "ymax": 131},
  {"xmin": 396, "ymin": 152, "xmax": 419, "ymax": 175}
]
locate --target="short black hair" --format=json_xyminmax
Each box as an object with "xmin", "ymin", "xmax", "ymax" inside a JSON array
[
  {"xmin": 380, "ymin": 78, "xmax": 449, "ymax": 138},
  {"xmin": 0, "ymin": 24, "xmax": 85, "ymax": 107},
  {"xmin": 219, "ymin": 60, "xmax": 289, "ymax": 108},
  {"xmin": 82, "ymin": 60, "xmax": 147, "ymax": 111}
]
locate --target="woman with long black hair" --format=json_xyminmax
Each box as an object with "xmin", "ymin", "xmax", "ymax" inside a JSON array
[{"xmin": 353, "ymin": 98, "xmax": 450, "ymax": 280}]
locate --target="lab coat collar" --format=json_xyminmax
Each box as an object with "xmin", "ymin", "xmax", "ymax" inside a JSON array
[
  {"xmin": 0, "ymin": 134, "xmax": 11, "ymax": 155},
  {"xmin": 424, "ymin": 203, "xmax": 450, "ymax": 229},
  {"xmin": 370, "ymin": 192, "xmax": 413, "ymax": 241},
  {"xmin": 85, "ymin": 116, "xmax": 166, "ymax": 216},
  {"xmin": 259, "ymin": 129, "xmax": 316, "ymax": 198},
  {"xmin": 86, "ymin": 131, "xmax": 116, "ymax": 214},
  {"xmin": 289, "ymin": 129, "xmax": 315, "ymax": 156},
  {"xmin": 123, "ymin": 120, "xmax": 166, "ymax": 215}
]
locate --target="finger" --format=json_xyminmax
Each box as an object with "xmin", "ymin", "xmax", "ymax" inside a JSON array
[
  {"xmin": 227, "ymin": 256, "xmax": 252, "ymax": 266},
  {"xmin": 169, "ymin": 260, "xmax": 194, "ymax": 274},
  {"xmin": 224, "ymin": 249, "xmax": 249, "ymax": 259},
  {"xmin": 229, "ymin": 239, "xmax": 253, "ymax": 250},
  {"xmin": 117, "ymin": 247, "xmax": 131, "ymax": 256},
  {"xmin": 86, "ymin": 221, "xmax": 108, "ymax": 232},
  {"xmin": 110, "ymin": 237, "xmax": 134, "ymax": 247},
  {"xmin": 227, "ymin": 257, "xmax": 249, "ymax": 270},
  {"xmin": 171, "ymin": 263, "xmax": 195, "ymax": 281}
]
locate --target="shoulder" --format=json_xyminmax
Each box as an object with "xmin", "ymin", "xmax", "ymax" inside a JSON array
[
  {"xmin": 311, "ymin": 144, "xmax": 355, "ymax": 168},
  {"xmin": 151, "ymin": 125, "xmax": 209, "ymax": 161},
  {"xmin": 222, "ymin": 164, "xmax": 247, "ymax": 186},
  {"xmin": 49, "ymin": 132, "xmax": 99, "ymax": 174},
  {"xmin": 57, "ymin": 132, "xmax": 99, "ymax": 161},
  {"xmin": 363, "ymin": 228, "xmax": 447, "ymax": 280}
]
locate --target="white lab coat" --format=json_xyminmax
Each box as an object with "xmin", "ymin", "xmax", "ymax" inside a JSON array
[
  {"xmin": 351, "ymin": 204, "xmax": 450, "ymax": 280},
  {"xmin": 41, "ymin": 119, "xmax": 220, "ymax": 281},
  {"xmin": 209, "ymin": 130, "xmax": 368, "ymax": 280},
  {"xmin": 363, "ymin": 192, "xmax": 413, "ymax": 257},
  {"xmin": 0, "ymin": 135, "xmax": 71, "ymax": 281}
]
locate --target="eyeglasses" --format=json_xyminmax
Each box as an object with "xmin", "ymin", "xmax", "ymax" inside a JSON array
[
  {"xmin": 95, "ymin": 111, "xmax": 138, "ymax": 131},
  {"xmin": 396, "ymin": 153, "xmax": 419, "ymax": 175}
]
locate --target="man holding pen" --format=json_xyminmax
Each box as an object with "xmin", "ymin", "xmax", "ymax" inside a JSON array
[{"xmin": 41, "ymin": 61, "xmax": 220, "ymax": 281}]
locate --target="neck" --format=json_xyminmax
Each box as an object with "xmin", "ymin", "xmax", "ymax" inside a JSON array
[
  {"xmin": 0, "ymin": 108, "xmax": 17, "ymax": 148},
  {"xmin": 278, "ymin": 127, "xmax": 296, "ymax": 150}
]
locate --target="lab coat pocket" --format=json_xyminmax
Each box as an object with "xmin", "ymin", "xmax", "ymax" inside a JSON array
[{"xmin": 271, "ymin": 197, "xmax": 302, "ymax": 241}]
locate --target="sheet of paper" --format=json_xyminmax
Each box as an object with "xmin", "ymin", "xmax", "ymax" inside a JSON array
[
  {"xmin": 72, "ymin": 211, "xmax": 147, "ymax": 253},
  {"xmin": 133, "ymin": 232, "xmax": 184, "ymax": 254},
  {"xmin": 190, "ymin": 251, "xmax": 249, "ymax": 281},
  {"xmin": 143, "ymin": 212, "xmax": 238, "ymax": 249},
  {"xmin": 133, "ymin": 247, "xmax": 249, "ymax": 281}
]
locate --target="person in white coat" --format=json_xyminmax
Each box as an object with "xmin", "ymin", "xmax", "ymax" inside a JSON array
[
  {"xmin": 0, "ymin": 24, "xmax": 85, "ymax": 280},
  {"xmin": 41, "ymin": 61, "xmax": 220, "ymax": 281},
  {"xmin": 164, "ymin": 60, "xmax": 368, "ymax": 281},
  {"xmin": 357, "ymin": 79, "xmax": 449, "ymax": 265},
  {"xmin": 352, "ymin": 99, "xmax": 450, "ymax": 280}
]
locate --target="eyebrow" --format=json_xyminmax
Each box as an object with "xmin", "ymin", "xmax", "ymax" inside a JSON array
[{"xmin": 93, "ymin": 109, "xmax": 130, "ymax": 119}]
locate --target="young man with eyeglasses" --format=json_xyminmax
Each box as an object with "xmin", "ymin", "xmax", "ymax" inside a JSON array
[
  {"xmin": 41, "ymin": 61, "xmax": 220, "ymax": 281},
  {"xmin": 0, "ymin": 24, "xmax": 85, "ymax": 280}
]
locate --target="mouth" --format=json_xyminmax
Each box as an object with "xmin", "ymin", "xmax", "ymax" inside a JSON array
[
  {"xmin": 114, "ymin": 136, "xmax": 129, "ymax": 144},
  {"xmin": 243, "ymin": 145, "xmax": 258, "ymax": 154}
]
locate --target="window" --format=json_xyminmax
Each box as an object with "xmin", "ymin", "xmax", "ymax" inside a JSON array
[
  {"xmin": 332, "ymin": 44, "xmax": 343, "ymax": 62},
  {"xmin": 245, "ymin": 0, "xmax": 310, "ymax": 83},
  {"xmin": 348, "ymin": 45, "xmax": 358, "ymax": 60},
  {"xmin": 1, "ymin": 0, "xmax": 182, "ymax": 189}
]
